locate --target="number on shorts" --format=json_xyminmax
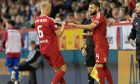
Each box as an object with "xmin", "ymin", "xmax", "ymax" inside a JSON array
[
  {"xmin": 37, "ymin": 25, "xmax": 44, "ymax": 38},
  {"xmin": 96, "ymin": 53, "xmax": 100, "ymax": 59}
]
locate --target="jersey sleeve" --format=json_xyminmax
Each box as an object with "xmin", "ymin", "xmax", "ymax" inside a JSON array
[
  {"xmin": 50, "ymin": 18, "xmax": 59, "ymax": 31},
  {"xmin": 92, "ymin": 14, "xmax": 101, "ymax": 26}
]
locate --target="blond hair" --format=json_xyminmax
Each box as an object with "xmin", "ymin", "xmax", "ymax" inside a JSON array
[{"xmin": 40, "ymin": 1, "xmax": 51, "ymax": 11}]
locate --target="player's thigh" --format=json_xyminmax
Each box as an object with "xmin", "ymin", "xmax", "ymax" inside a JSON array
[
  {"xmin": 49, "ymin": 51, "xmax": 65, "ymax": 69},
  {"xmin": 6, "ymin": 57, "xmax": 14, "ymax": 67},
  {"xmin": 13, "ymin": 57, "xmax": 20, "ymax": 66},
  {"xmin": 43, "ymin": 54, "xmax": 54, "ymax": 67}
]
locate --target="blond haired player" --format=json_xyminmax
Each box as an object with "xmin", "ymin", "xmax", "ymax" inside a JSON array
[{"xmin": 35, "ymin": 1, "xmax": 67, "ymax": 84}]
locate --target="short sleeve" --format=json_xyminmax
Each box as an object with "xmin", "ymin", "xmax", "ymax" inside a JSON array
[
  {"xmin": 92, "ymin": 13, "xmax": 101, "ymax": 26},
  {"xmin": 49, "ymin": 18, "xmax": 59, "ymax": 31}
]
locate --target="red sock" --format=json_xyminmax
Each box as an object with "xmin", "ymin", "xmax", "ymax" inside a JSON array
[
  {"xmin": 97, "ymin": 67, "xmax": 105, "ymax": 84},
  {"xmin": 104, "ymin": 67, "xmax": 113, "ymax": 84},
  {"xmin": 59, "ymin": 77, "xmax": 66, "ymax": 84},
  {"xmin": 52, "ymin": 70, "xmax": 65, "ymax": 84}
]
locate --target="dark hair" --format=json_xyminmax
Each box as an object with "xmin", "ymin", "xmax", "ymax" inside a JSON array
[
  {"xmin": 67, "ymin": 13, "xmax": 74, "ymax": 17},
  {"xmin": 7, "ymin": 19, "xmax": 16, "ymax": 27},
  {"xmin": 89, "ymin": 0, "xmax": 100, "ymax": 8},
  {"xmin": 30, "ymin": 40, "xmax": 36, "ymax": 44}
]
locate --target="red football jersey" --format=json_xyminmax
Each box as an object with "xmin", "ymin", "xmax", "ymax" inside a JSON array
[
  {"xmin": 35, "ymin": 15, "xmax": 59, "ymax": 54},
  {"xmin": 91, "ymin": 12, "xmax": 109, "ymax": 48}
]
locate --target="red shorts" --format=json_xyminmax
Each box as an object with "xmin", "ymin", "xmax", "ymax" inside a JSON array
[
  {"xmin": 43, "ymin": 48, "xmax": 65, "ymax": 68},
  {"xmin": 94, "ymin": 47, "xmax": 108, "ymax": 64}
]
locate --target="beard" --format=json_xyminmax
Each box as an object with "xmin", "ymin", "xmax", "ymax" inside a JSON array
[{"xmin": 89, "ymin": 11, "xmax": 97, "ymax": 16}]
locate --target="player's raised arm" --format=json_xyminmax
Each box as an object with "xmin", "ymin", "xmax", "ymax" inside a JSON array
[{"xmin": 55, "ymin": 21, "xmax": 66, "ymax": 37}]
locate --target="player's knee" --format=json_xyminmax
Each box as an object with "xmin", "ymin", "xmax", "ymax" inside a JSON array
[
  {"xmin": 60, "ymin": 64, "xmax": 67, "ymax": 72},
  {"xmin": 14, "ymin": 66, "xmax": 18, "ymax": 70},
  {"xmin": 87, "ymin": 67, "xmax": 93, "ymax": 73}
]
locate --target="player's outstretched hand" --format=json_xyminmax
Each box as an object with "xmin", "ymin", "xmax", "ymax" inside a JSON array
[
  {"xmin": 61, "ymin": 21, "xmax": 66, "ymax": 27},
  {"xmin": 67, "ymin": 23, "xmax": 77, "ymax": 27}
]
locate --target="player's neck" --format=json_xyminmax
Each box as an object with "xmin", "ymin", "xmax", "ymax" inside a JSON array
[
  {"xmin": 40, "ymin": 13, "xmax": 48, "ymax": 17},
  {"xmin": 40, "ymin": 12, "xmax": 49, "ymax": 16}
]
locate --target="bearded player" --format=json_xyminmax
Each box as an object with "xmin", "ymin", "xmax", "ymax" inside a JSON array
[
  {"xmin": 35, "ymin": 1, "xmax": 66, "ymax": 84},
  {"xmin": 69, "ymin": 1, "xmax": 113, "ymax": 84}
]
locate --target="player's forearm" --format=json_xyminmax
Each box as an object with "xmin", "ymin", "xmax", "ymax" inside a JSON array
[
  {"xmin": 59, "ymin": 27, "xmax": 64, "ymax": 36},
  {"xmin": 74, "ymin": 24, "xmax": 92, "ymax": 29},
  {"xmin": 56, "ymin": 25, "xmax": 64, "ymax": 37},
  {"xmin": 60, "ymin": 23, "xmax": 65, "ymax": 36},
  {"xmin": 55, "ymin": 22, "xmax": 65, "ymax": 37},
  {"xmin": 75, "ymin": 24, "xmax": 96, "ymax": 30}
]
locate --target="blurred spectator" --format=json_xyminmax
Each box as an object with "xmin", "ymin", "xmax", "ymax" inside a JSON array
[
  {"xmin": 66, "ymin": 13, "xmax": 75, "ymax": 23},
  {"xmin": 25, "ymin": 5, "xmax": 32, "ymax": 21},
  {"xmin": 77, "ymin": 1, "xmax": 86, "ymax": 11},
  {"xmin": 15, "ymin": 15, "xmax": 32, "ymax": 29},
  {"xmin": 0, "ymin": 0, "xmax": 138, "ymax": 30},
  {"xmin": 55, "ymin": 13, "xmax": 65, "ymax": 22},
  {"xmin": 1, "ymin": 1, "xmax": 8, "ymax": 14},
  {"xmin": 100, "ymin": 1, "xmax": 113, "ymax": 18},
  {"xmin": 29, "ymin": 0, "xmax": 39, "ymax": 15},
  {"xmin": 106, "ymin": 7, "xmax": 120, "ymax": 25},
  {"xmin": 110, "ymin": 1, "xmax": 117, "ymax": 9},
  {"xmin": 125, "ymin": 0, "xmax": 136, "ymax": 16},
  {"xmin": 118, "ymin": 7, "xmax": 127, "ymax": 21},
  {"xmin": 63, "ymin": 0, "xmax": 73, "ymax": 12},
  {"xmin": 81, "ymin": 11, "xmax": 87, "ymax": 24},
  {"xmin": 74, "ymin": 11, "xmax": 83, "ymax": 24},
  {"xmin": 50, "ymin": 0, "xmax": 64, "ymax": 18},
  {"xmin": 71, "ymin": 2, "xmax": 79, "ymax": 12},
  {"xmin": 111, "ymin": 7, "xmax": 120, "ymax": 22}
]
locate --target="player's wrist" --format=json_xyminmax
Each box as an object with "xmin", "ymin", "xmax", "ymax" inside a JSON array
[
  {"xmin": 81, "ymin": 47, "xmax": 86, "ymax": 50},
  {"xmin": 81, "ymin": 44, "xmax": 87, "ymax": 50}
]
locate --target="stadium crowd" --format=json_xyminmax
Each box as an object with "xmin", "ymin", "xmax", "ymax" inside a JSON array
[{"xmin": 0, "ymin": 0, "xmax": 138, "ymax": 30}]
